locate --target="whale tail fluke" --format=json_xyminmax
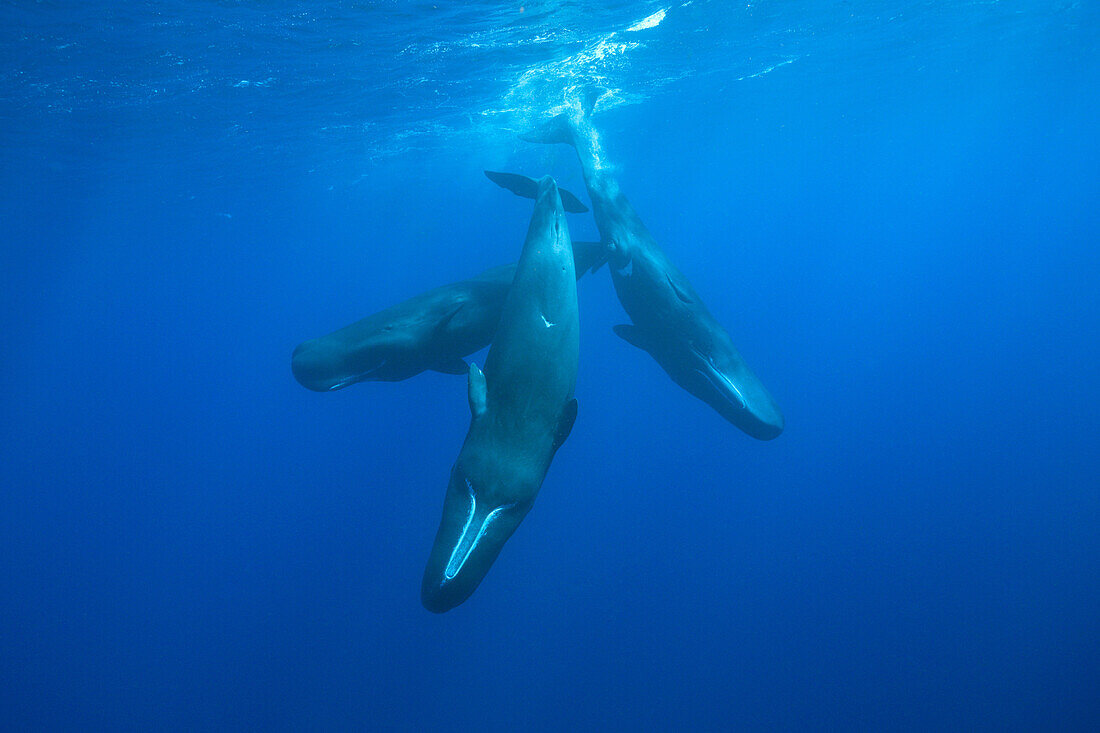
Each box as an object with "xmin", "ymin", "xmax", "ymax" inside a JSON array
[
  {"xmin": 484, "ymin": 170, "xmax": 588, "ymax": 213},
  {"xmin": 521, "ymin": 88, "xmax": 602, "ymax": 145},
  {"xmin": 580, "ymin": 87, "xmax": 602, "ymax": 117},
  {"xmin": 521, "ymin": 90, "xmax": 609, "ymax": 182},
  {"xmin": 570, "ymin": 241, "xmax": 608, "ymax": 276},
  {"xmin": 519, "ymin": 112, "xmax": 576, "ymax": 147},
  {"xmin": 484, "ymin": 171, "xmax": 605, "ymax": 272}
]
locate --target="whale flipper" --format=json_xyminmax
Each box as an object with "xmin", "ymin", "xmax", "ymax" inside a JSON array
[
  {"xmin": 424, "ymin": 306, "xmax": 471, "ymax": 375},
  {"xmin": 612, "ymin": 323, "xmax": 656, "ymax": 354},
  {"xmin": 553, "ymin": 398, "xmax": 578, "ymax": 453},
  {"xmin": 484, "ymin": 171, "xmax": 589, "ymax": 213},
  {"xmin": 433, "ymin": 303, "xmax": 465, "ymax": 331},
  {"xmin": 467, "ymin": 362, "xmax": 487, "ymax": 418}
]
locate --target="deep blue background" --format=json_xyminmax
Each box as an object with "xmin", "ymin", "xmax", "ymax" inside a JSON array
[{"xmin": 2, "ymin": 2, "xmax": 1098, "ymax": 730}]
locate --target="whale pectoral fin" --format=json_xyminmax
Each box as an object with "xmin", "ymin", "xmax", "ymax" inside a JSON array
[
  {"xmin": 552, "ymin": 398, "xmax": 578, "ymax": 453},
  {"xmin": 612, "ymin": 324, "xmax": 655, "ymax": 354},
  {"xmin": 431, "ymin": 357, "xmax": 468, "ymax": 375},
  {"xmin": 484, "ymin": 170, "xmax": 588, "ymax": 213},
  {"xmin": 666, "ymin": 274, "xmax": 695, "ymax": 304},
  {"xmin": 467, "ymin": 362, "xmax": 487, "ymax": 418},
  {"xmin": 433, "ymin": 303, "xmax": 465, "ymax": 334}
]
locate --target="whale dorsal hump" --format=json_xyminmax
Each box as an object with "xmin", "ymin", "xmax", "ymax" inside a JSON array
[
  {"xmin": 484, "ymin": 170, "xmax": 589, "ymax": 213},
  {"xmin": 552, "ymin": 398, "xmax": 578, "ymax": 453},
  {"xmin": 467, "ymin": 362, "xmax": 487, "ymax": 418}
]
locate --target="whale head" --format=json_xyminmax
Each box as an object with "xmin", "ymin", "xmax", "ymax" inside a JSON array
[
  {"xmin": 291, "ymin": 328, "xmax": 411, "ymax": 391},
  {"xmin": 421, "ymin": 457, "xmax": 534, "ymax": 613},
  {"xmin": 684, "ymin": 341, "xmax": 784, "ymax": 440},
  {"xmin": 613, "ymin": 323, "xmax": 784, "ymax": 441}
]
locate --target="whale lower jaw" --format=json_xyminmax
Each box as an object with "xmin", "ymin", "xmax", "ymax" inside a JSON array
[
  {"xmin": 292, "ymin": 348, "xmax": 388, "ymax": 392},
  {"xmin": 321, "ymin": 356, "xmax": 389, "ymax": 391},
  {"xmin": 689, "ymin": 347, "xmax": 783, "ymax": 440},
  {"xmin": 695, "ymin": 363, "xmax": 748, "ymax": 413},
  {"xmin": 688, "ymin": 345, "xmax": 747, "ymax": 413},
  {"xmin": 443, "ymin": 480, "xmax": 516, "ymax": 582}
]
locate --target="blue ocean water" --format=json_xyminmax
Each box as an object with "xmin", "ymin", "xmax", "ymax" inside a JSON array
[{"xmin": 2, "ymin": 0, "xmax": 1098, "ymax": 729}]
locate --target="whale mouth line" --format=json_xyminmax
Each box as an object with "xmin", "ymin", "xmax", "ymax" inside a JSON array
[
  {"xmin": 443, "ymin": 479, "xmax": 515, "ymax": 582},
  {"xmin": 327, "ymin": 380, "xmax": 352, "ymax": 391},
  {"xmin": 328, "ymin": 357, "xmax": 388, "ymax": 389},
  {"xmin": 690, "ymin": 348, "xmax": 747, "ymax": 412},
  {"xmin": 361, "ymin": 357, "xmax": 387, "ymax": 378}
]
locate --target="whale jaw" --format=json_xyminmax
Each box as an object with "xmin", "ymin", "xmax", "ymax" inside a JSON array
[
  {"xmin": 690, "ymin": 350, "xmax": 784, "ymax": 440},
  {"xmin": 616, "ymin": 323, "xmax": 784, "ymax": 441},
  {"xmin": 420, "ymin": 510, "xmax": 518, "ymax": 613},
  {"xmin": 421, "ymin": 470, "xmax": 529, "ymax": 613},
  {"xmin": 291, "ymin": 338, "xmax": 389, "ymax": 392}
]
